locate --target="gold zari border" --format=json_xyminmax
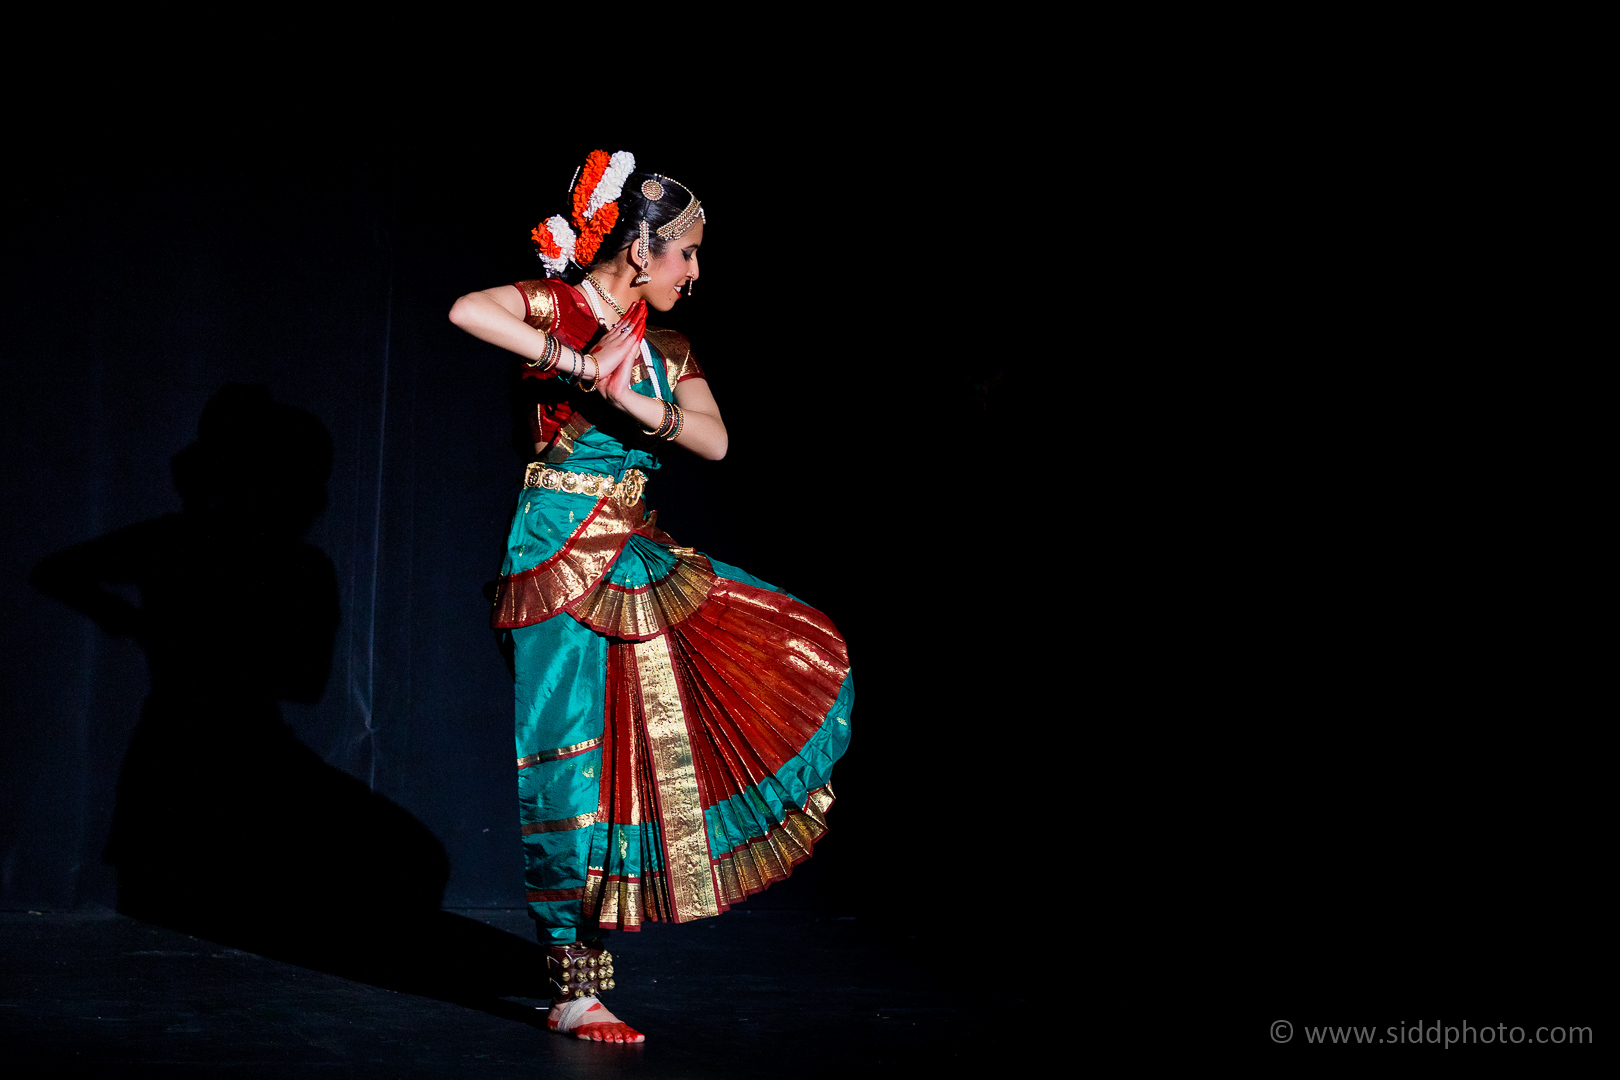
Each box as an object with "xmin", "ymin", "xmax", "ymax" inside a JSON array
[
  {"xmin": 526, "ymin": 886, "xmax": 585, "ymax": 903},
  {"xmin": 492, "ymin": 496, "xmax": 644, "ymax": 628},
  {"xmin": 633, "ymin": 636, "xmax": 720, "ymax": 921},
  {"xmin": 585, "ymin": 870, "xmax": 644, "ymax": 931},
  {"xmin": 569, "ymin": 554, "xmax": 716, "ymax": 640},
  {"xmin": 517, "ymin": 736, "xmax": 602, "ymax": 769},
  {"xmin": 521, "ymin": 811, "xmax": 599, "ymax": 836},
  {"xmin": 712, "ymin": 786, "xmax": 834, "ymax": 908},
  {"xmin": 540, "ymin": 412, "xmax": 594, "ymax": 464}
]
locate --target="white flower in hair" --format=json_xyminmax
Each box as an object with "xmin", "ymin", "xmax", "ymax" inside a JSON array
[
  {"xmin": 538, "ymin": 214, "xmax": 576, "ymax": 277},
  {"xmin": 585, "ymin": 151, "xmax": 637, "ymax": 220}
]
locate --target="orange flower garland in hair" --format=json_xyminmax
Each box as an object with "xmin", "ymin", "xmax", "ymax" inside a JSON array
[
  {"xmin": 531, "ymin": 224, "xmax": 562, "ymax": 261},
  {"xmin": 567, "ymin": 149, "xmax": 622, "ymax": 268},
  {"xmin": 530, "ymin": 149, "xmax": 636, "ymax": 275},
  {"xmin": 572, "ymin": 202, "xmax": 618, "ymax": 266}
]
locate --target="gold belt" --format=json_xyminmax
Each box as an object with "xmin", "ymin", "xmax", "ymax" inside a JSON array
[{"xmin": 523, "ymin": 463, "xmax": 647, "ymax": 507}]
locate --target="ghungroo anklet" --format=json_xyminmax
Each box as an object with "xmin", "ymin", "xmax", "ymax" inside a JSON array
[{"xmin": 547, "ymin": 942, "xmax": 616, "ymax": 1002}]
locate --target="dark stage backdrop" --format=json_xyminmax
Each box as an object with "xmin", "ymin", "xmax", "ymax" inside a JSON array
[
  {"xmin": 4, "ymin": 77, "xmax": 1605, "ymax": 1054},
  {"xmin": 2, "ymin": 104, "xmax": 1018, "ymax": 926}
]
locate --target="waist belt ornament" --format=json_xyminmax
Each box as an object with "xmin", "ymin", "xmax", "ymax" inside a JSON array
[{"xmin": 524, "ymin": 463, "xmax": 647, "ymax": 508}]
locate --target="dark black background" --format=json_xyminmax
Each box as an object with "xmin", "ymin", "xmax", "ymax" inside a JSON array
[
  {"xmin": 2, "ymin": 84, "xmax": 1027, "ymax": 942},
  {"xmin": 2, "ymin": 52, "xmax": 1601, "ymax": 1058}
]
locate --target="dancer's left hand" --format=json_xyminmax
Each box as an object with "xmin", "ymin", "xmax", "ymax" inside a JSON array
[{"xmin": 596, "ymin": 302, "xmax": 646, "ymax": 406}]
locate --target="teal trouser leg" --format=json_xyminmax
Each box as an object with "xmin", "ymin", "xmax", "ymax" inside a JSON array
[{"xmin": 513, "ymin": 614, "xmax": 607, "ymax": 945}]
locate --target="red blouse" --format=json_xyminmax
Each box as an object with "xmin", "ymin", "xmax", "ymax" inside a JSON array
[{"xmin": 509, "ymin": 279, "xmax": 707, "ymax": 452}]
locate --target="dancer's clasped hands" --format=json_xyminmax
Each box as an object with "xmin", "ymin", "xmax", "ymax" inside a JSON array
[{"xmin": 588, "ymin": 302, "xmax": 647, "ymax": 406}]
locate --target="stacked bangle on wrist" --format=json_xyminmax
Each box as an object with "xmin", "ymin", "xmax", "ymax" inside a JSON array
[
  {"xmin": 642, "ymin": 400, "xmax": 684, "ymax": 441},
  {"xmin": 557, "ymin": 347, "xmax": 590, "ymax": 390},
  {"xmin": 526, "ymin": 334, "xmax": 560, "ymax": 372},
  {"xmin": 642, "ymin": 401, "xmax": 672, "ymax": 438}
]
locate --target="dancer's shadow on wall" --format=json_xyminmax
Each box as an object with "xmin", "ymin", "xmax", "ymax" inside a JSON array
[{"xmin": 33, "ymin": 384, "xmax": 546, "ymax": 1014}]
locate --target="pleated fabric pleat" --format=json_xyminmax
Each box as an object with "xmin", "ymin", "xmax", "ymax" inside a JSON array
[{"xmin": 580, "ymin": 562, "xmax": 853, "ymax": 931}]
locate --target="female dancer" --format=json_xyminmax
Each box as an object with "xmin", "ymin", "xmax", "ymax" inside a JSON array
[{"xmin": 449, "ymin": 151, "xmax": 854, "ymax": 1044}]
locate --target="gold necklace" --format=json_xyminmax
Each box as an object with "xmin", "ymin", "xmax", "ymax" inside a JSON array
[{"xmin": 583, "ymin": 273, "xmax": 627, "ymax": 319}]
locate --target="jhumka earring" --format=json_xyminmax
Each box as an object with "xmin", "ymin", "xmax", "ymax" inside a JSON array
[{"xmin": 633, "ymin": 220, "xmax": 652, "ymax": 285}]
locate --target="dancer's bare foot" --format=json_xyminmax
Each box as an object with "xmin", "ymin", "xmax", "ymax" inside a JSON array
[{"xmin": 547, "ymin": 997, "xmax": 645, "ymax": 1043}]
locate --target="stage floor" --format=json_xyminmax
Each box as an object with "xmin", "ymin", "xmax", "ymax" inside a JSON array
[{"xmin": 2, "ymin": 908, "xmax": 993, "ymax": 1078}]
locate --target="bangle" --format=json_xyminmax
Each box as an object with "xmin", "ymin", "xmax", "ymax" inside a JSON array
[
  {"xmin": 663, "ymin": 403, "xmax": 685, "ymax": 442},
  {"xmin": 643, "ymin": 399, "xmax": 674, "ymax": 437},
  {"xmin": 578, "ymin": 353, "xmax": 600, "ymax": 392},
  {"xmin": 526, "ymin": 334, "xmax": 559, "ymax": 371}
]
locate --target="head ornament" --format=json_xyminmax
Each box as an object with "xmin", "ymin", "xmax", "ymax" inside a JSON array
[
  {"xmin": 650, "ymin": 173, "xmax": 705, "ymax": 241},
  {"xmin": 530, "ymin": 151, "xmax": 704, "ymax": 277}
]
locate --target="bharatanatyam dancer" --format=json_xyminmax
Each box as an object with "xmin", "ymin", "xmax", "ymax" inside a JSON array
[{"xmin": 449, "ymin": 150, "xmax": 854, "ymax": 1043}]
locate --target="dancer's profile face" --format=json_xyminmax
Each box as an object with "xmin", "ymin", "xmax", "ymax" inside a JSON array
[{"xmin": 636, "ymin": 221, "xmax": 703, "ymax": 313}]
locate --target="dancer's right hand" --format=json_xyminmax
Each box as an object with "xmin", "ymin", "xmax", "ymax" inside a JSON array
[{"xmin": 587, "ymin": 302, "xmax": 647, "ymax": 380}]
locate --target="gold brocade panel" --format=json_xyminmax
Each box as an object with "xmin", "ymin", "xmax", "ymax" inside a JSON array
[
  {"xmin": 515, "ymin": 280, "xmax": 558, "ymax": 331},
  {"xmin": 644, "ymin": 326, "xmax": 704, "ymax": 385},
  {"xmin": 632, "ymin": 635, "xmax": 721, "ymax": 921},
  {"xmin": 568, "ymin": 554, "xmax": 717, "ymax": 640},
  {"xmin": 584, "ymin": 872, "xmax": 644, "ymax": 930}
]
